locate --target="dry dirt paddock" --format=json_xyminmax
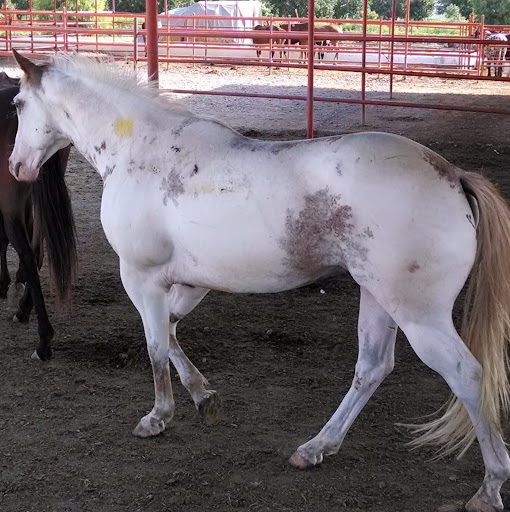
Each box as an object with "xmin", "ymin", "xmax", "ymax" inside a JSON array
[{"xmin": 1, "ymin": 60, "xmax": 510, "ymax": 512}]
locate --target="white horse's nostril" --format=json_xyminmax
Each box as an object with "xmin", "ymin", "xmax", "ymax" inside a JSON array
[{"xmin": 13, "ymin": 161, "xmax": 21, "ymax": 178}]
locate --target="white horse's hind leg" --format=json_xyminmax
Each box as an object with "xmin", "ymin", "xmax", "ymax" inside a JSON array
[
  {"xmin": 120, "ymin": 260, "xmax": 175, "ymax": 438},
  {"xmin": 168, "ymin": 284, "xmax": 220, "ymax": 424},
  {"xmin": 399, "ymin": 319, "xmax": 510, "ymax": 512},
  {"xmin": 290, "ymin": 287, "xmax": 397, "ymax": 467}
]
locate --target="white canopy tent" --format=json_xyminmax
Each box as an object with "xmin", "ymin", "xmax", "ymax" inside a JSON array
[{"xmin": 161, "ymin": 0, "xmax": 262, "ymax": 43}]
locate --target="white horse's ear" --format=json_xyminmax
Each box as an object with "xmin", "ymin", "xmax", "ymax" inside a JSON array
[{"xmin": 12, "ymin": 50, "xmax": 44, "ymax": 85}]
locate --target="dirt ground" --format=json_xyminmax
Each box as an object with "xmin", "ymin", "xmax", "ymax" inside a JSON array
[{"xmin": 1, "ymin": 60, "xmax": 510, "ymax": 512}]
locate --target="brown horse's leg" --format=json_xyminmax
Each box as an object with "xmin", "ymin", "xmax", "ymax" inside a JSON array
[
  {"xmin": 14, "ymin": 204, "xmax": 28, "ymax": 288},
  {"xmin": 0, "ymin": 213, "xmax": 10, "ymax": 298},
  {"xmin": 15, "ymin": 198, "xmax": 38, "ymax": 319},
  {"xmin": 6, "ymin": 214, "xmax": 54, "ymax": 360},
  {"xmin": 15, "ymin": 283, "xmax": 33, "ymax": 323}
]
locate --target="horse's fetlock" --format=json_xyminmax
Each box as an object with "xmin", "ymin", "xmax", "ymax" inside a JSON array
[
  {"xmin": 491, "ymin": 463, "xmax": 510, "ymax": 482},
  {"xmin": 154, "ymin": 401, "xmax": 175, "ymax": 423}
]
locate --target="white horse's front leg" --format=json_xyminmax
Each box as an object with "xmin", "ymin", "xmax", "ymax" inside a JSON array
[
  {"xmin": 168, "ymin": 284, "xmax": 220, "ymax": 424},
  {"xmin": 290, "ymin": 287, "xmax": 397, "ymax": 467},
  {"xmin": 120, "ymin": 260, "xmax": 175, "ymax": 438}
]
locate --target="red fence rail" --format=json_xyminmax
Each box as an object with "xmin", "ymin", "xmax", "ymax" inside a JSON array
[{"xmin": 1, "ymin": 6, "xmax": 509, "ymax": 134}]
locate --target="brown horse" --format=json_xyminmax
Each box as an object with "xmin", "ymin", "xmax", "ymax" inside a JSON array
[
  {"xmin": 0, "ymin": 72, "xmax": 22, "ymax": 295},
  {"xmin": 0, "ymin": 77, "xmax": 77, "ymax": 360},
  {"xmin": 280, "ymin": 22, "xmax": 343, "ymax": 61},
  {"xmin": 252, "ymin": 24, "xmax": 286, "ymax": 60}
]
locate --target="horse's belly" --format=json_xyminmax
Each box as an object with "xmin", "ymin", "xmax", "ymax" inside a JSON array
[
  {"xmin": 172, "ymin": 246, "xmax": 335, "ymax": 294},
  {"xmin": 167, "ymin": 191, "xmax": 342, "ymax": 292},
  {"xmin": 170, "ymin": 221, "xmax": 303, "ymax": 293}
]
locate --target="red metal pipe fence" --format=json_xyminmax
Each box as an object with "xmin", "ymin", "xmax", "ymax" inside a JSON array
[
  {"xmin": 1, "ymin": 4, "xmax": 509, "ymax": 135},
  {"xmin": 306, "ymin": 0, "xmax": 315, "ymax": 138},
  {"xmin": 145, "ymin": 0, "xmax": 158, "ymax": 82}
]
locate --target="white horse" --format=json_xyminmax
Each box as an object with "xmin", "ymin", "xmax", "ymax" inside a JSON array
[
  {"xmin": 9, "ymin": 50, "xmax": 510, "ymax": 512},
  {"xmin": 484, "ymin": 33, "xmax": 508, "ymax": 77}
]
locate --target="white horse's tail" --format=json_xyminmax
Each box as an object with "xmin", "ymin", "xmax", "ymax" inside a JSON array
[{"xmin": 409, "ymin": 170, "xmax": 510, "ymax": 457}]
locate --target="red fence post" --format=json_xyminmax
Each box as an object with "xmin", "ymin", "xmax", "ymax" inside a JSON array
[
  {"xmin": 478, "ymin": 15, "xmax": 485, "ymax": 76},
  {"xmin": 134, "ymin": 16, "xmax": 139, "ymax": 71},
  {"xmin": 361, "ymin": 0, "xmax": 368, "ymax": 125},
  {"xmin": 306, "ymin": 0, "xmax": 315, "ymax": 138},
  {"xmin": 63, "ymin": 5, "xmax": 68, "ymax": 51},
  {"xmin": 389, "ymin": 0, "xmax": 397, "ymax": 99},
  {"xmin": 269, "ymin": 14, "xmax": 273, "ymax": 74},
  {"xmin": 404, "ymin": 0, "xmax": 410, "ymax": 73},
  {"xmin": 146, "ymin": 0, "xmax": 159, "ymax": 84}
]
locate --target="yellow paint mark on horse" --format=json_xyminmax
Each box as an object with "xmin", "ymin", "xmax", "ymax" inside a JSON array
[{"xmin": 114, "ymin": 118, "xmax": 134, "ymax": 138}]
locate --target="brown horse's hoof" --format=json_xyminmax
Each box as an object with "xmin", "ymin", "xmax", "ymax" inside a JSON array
[
  {"xmin": 465, "ymin": 496, "xmax": 502, "ymax": 512},
  {"xmin": 32, "ymin": 346, "xmax": 52, "ymax": 361},
  {"xmin": 198, "ymin": 391, "xmax": 220, "ymax": 425},
  {"xmin": 13, "ymin": 310, "xmax": 30, "ymax": 323},
  {"xmin": 289, "ymin": 451, "xmax": 314, "ymax": 469}
]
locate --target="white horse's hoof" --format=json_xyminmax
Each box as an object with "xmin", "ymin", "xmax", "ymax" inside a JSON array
[
  {"xmin": 31, "ymin": 350, "xmax": 41, "ymax": 361},
  {"xmin": 289, "ymin": 450, "xmax": 322, "ymax": 469},
  {"xmin": 132, "ymin": 415, "xmax": 166, "ymax": 438},
  {"xmin": 197, "ymin": 390, "xmax": 220, "ymax": 425},
  {"xmin": 465, "ymin": 495, "xmax": 503, "ymax": 512},
  {"xmin": 12, "ymin": 314, "xmax": 19, "ymax": 323},
  {"xmin": 289, "ymin": 451, "xmax": 312, "ymax": 469}
]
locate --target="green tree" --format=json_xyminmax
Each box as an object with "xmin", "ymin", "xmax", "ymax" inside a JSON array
[
  {"xmin": 334, "ymin": 0, "xmax": 363, "ymax": 18},
  {"xmin": 263, "ymin": 0, "xmax": 309, "ymax": 17},
  {"xmin": 106, "ymin": 0, "xmax": 193, "ymax": 13},
  {"xmin": 267, "ymin": 0, "xmax": 434, "ymax": 18},
  {"xmin": 470, "ymin": 0, "xmax": 510, "ymax": 24},
  {"xmin": 265, "ymin": 0, "xmax": 363, "ymax": 17},
  {"xmin": 436, "ymin": 0, "xmax": 471, "ymax": 18},
  {"xmin": 10, "ymin": 0, "xmax": 28, "ymax": 10},
  {"xmin": 409, "ymin": 0, "xmax": 435, "ymax": 19},
  {"xmin": 109, "ymin": 0, "xmax": 161, "ymax": 12},
  {"xmin": 445, "ymin": 4, "xmax": 465, "ymax": 20},
  {"xmin": 32, "ymin": 0, "xmax": 108, "ymax": 10},
  {"xmin": 368, "ymin": 0, "xmax": 434, "ymax": 20}
]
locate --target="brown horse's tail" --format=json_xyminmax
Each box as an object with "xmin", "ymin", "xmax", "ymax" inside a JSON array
[
  {"xmin": 410, "ymin": 170, "xmax": 510, "ymax": 457},
  {"xmin": 32, "ymin": 145, "xmax": 77, "ymax": 303}
]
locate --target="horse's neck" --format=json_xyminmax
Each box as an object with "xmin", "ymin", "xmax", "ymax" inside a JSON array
[{"xmin": 56, "ymin": 79, "xmax": 154, "ymax": 179}]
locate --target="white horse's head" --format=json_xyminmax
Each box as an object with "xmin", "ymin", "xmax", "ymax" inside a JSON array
[{"xmin": 9, "ymin": 50, "xmax": 70, "ymax": 182}]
